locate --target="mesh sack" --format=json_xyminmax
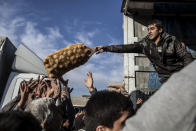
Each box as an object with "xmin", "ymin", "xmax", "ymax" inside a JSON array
[{"xmin": 43, "ymin": 43, "xmax": 95, "ymax": 78}]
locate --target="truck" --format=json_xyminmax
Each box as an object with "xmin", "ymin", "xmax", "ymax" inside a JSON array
[{"xmin": 0, "ymin": 37, "xmax": 49, "ymax": 108}]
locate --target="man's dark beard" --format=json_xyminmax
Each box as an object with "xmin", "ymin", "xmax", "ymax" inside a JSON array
[{"xmin": 150, "ymin": 33, "xmax": 160, "ymax": 42}]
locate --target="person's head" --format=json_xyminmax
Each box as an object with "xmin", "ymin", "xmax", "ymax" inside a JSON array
[
  {"xmin": 84, "ymin": 90, "xmax": 134, "ymax": 131},
  {"xmin": 25, "ymin": 97, "xmax": 62, "ymax": 131},
  {"xmin": 0, "ymin": 111, "xmax": 42, "ymax": 131},
  {"xmin": 147, "ymin": 19, "xmax": 163, "ymax": 41}
]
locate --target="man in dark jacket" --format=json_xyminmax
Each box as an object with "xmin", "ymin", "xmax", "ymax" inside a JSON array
[{"xmin": 96, "ymin": 19, "xmax": 193, "ymax": 83}]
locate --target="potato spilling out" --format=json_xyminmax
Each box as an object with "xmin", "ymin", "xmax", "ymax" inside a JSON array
[{"xmin": 43, "ymin": 43, "xmax": 95, "ymax": 79}]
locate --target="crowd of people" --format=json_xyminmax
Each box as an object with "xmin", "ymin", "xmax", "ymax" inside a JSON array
[
  {"xmin": 0, "ymin": 75, "xmax": 75, "ymax": 131},
  {"xmin": 0, "ymin": 19, "xmax": 195, "ymax": 131},
  {"xmin": 0, "ymin": 60, "xmax": 196, "ymax": 131},
  {"xmin": 0, "ymin": 70, "xmax": 143, "ymax": 131}
]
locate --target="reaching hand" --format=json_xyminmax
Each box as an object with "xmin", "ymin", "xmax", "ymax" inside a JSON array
[
  {"xmin": 18, "ymin": 81, "xmax": 29, "ymax": 108},
  {"xmin": 45, "ymin": 81, "xmax": 53, "ymax": 98},
  {"xmin": 61, "ymin": 90, "xmax": 67, "ymax": 101},
  {"xmin": 51, "ymin": 79, "xmax": 61, "ymax": 99},
  {"xmin": 25, "ymin": 78, "xmax": 39, "ymax": 104},
  {"xmin": 84, "ymin": 72, "xmax": 94, "ymax": 92},
  {"xmin": 95, "ymin": 46, "xmax": 105, "ymax": 54},
  {"xmin": 58, "ymin": 78, "xmax": 72, "ymax": 100},
  {"xmin": 26, "ymin": 78, "xmax": 38, "ymax": 89},
  {"xmin": 37, "ymin": 75, "xmax": 46, "ymax": 96},
  {"xmin": 34, "ymin": 75, "xmax": 46, "ymax": 98},
  {"xmin": 27, "ymin": 91, "xmax": 34, "ymax": 104}
]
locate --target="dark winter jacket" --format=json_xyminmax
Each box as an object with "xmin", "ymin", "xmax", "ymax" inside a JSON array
[{"xmin": 103, "ymin": 32, "xmax": 193, "ymax": 82}]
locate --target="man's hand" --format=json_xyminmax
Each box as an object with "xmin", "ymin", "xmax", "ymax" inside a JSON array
[
  {"xmin": 45, "ymin": 79, "xmax": 61, "ymax": 99},
  {"xmin": 136, "ymin": 98, "xmax": 143, "ymax": 105},
  {"xmin": 26, "ymin": 78, "xmax": 38, "ymax": 89},
  {"xmin": 84, "ymin": 72, "xmax": 94, "ymax": 92},
  {"xmin": 51, "ymin": 79, "xmax": 61, "ymax": 99},
  {"xmin": 34, "ymin": 75, "xmax": 46, "ymax": 98},
  {"xmin": 27, "ymin": 91, "xmax": 34, "ymax": 104},
  {"xmin": 59, "ymin": 78, "xmax": 72, "ymax": 100},
  {"xmin": 95, "ymin": 46, "xmax": 105, "ymax": 54},
  {"xmin": 45, "ymin": 81, "xmax": 53, "ymax": 98},
  {"xmin": 25, "ymin": 78, "xmax": 39, "ymax": 104},
  {"xmin": 61, "ymin": 90, "xmax": 68, "ymax": 101},
  {"xmin": 18, "ymin": 81, "xmax": 29, "ymax": 108}
]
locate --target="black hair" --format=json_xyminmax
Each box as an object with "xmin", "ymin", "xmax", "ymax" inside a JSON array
[
  {"xmin": 148, "ymin": 19, "xmax": 163, "ymax": 30},
  {"xmin": 0, "ymin": 111, "xmax": 42, "ymax": 131},
  {"xmin": 84, "ymin": 90, "xmax": 134, "ymax": 131}
]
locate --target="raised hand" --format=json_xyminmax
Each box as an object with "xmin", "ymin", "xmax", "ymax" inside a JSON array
[
  {"xmin": 45, "ymin": 81, "xmax": 53, "ymax": 98},
  {"xmin": 26, "ymin": 78, "xmax": 38, "ymax": 89},
  {"xmin": 60, "ymin": 78, "xmax": 74, "ymax": 101},
  {"xmin": 83, "ymin": 72, "xmax": 94, "ymax": 92},
  {"xmin": 23, "ymin": 78, "xmax": 37, "ymax": 104},
  {"xmin": 17, "ymin": 81, "xmax": 29, "ymax": 108},
  {"xmin": 51, "ymin": 79, "xmax": 61, "ymax": 99},
  {"xmin": 36, "ymin": 75, "xmax": 46, "ymax": 97},
  {"xmin": 31, "ymin": 75, "xmax": 46, "ymax": 98},
  {"xmin": 61, "ymin": 90, "xmax": 67, "ymax": 101}
]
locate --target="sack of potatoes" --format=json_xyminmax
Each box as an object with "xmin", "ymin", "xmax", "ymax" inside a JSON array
[{"xmin": 43, "ymin": 43, "xmax": 95, "ymax": 79}]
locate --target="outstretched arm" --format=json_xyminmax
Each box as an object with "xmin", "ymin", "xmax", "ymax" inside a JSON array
[
  {"xmin": 96, "ymin": 41, "xmax": 145, "ymax": 54},
  {"xmin": 58, "ymin": 77, "xmax": 75, "ymax": 128},
  {"xmin": 59, "ymin": 77, "xmax": 71, "ymax": 100}
]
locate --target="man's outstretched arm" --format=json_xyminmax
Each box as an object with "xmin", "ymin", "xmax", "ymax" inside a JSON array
[{"xmin": 96, "ymin": 41, "xmax": 145, "ymax": 54}]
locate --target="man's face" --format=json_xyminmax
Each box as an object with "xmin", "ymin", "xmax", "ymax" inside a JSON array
[
  {"xmin": 147, "ymin": 24, "xmax": 162, "ymax": 41},
  {"xmin": 105, "ymin": 111, "xmax": 129, "ymax": 131}
]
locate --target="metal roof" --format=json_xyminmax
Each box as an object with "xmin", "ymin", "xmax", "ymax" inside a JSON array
[{"xmin": 121, "ymin": 0, "xmax": 196, "ymax": 16}]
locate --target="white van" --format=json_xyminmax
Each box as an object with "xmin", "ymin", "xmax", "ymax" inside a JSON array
[{"xmin": 0, "ymin": 37, "xmax": 48, "ymax": 108}]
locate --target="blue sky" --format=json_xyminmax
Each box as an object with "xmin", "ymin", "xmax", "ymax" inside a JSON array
[{"xmin": 0, "ymin": 0, "xmax": 124, "ymax": 96}]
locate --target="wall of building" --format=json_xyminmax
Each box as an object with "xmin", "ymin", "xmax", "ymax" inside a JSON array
[
  {"xmin": 123, "ymin": 12, "xmax": 196, "ymax": 93},
  {"xmin": 123, "ymin": 15, "xmax": 157, "ymax": 93}
]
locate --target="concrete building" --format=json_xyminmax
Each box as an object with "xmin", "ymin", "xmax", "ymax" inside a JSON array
[{"xmin": 121, "ymin": 0, "xmax": 196, "ymax": 93}]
